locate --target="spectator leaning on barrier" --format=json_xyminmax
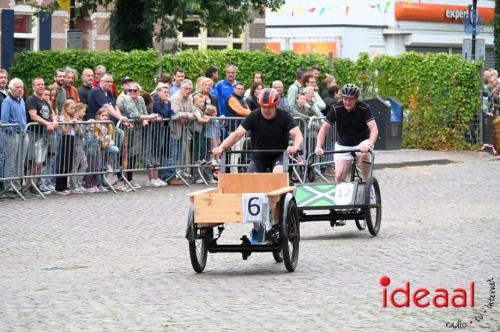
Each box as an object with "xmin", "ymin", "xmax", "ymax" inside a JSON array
[
  {"xmin": 272, "ymin": 80, "xmax": 289, "ymax": 112},
  {"xmin": 78, "ymin": 68, "xmax": 94, "ymax": 105},
  {"xmin": 1, "ymin": 78, "xmax": 28, "ymax": 193},
  {"xmin": 215, "ymin": 64, "xmax": 239, "ymax": 117},
  {"xmin": 86, "ymin": 73, "xmax": 128, "ymax": 124},
  {"xmin": 116, "ymin": 76, "xmax": 133, "ymax": 106},
  {"xmin": 161, "ymin": 79, "xmax": 194, "ymax": 185},
  {"xmin": 152, "ymin": 84, "xmax": 173, "ymax": 183},
  {"xmin": 25, "ymin": 77, "xmax": 58, "ymax": 191},
  {"xmin": 195, "ymin": 76, "xmax": 218, "ymax": 113},
  {"xmin": 64, "ymin": 67, "xmax": 80, "ymax": 102},
  {"xmin": 118, "ymin": 81, "xmax": 162, "ymax": 189}
]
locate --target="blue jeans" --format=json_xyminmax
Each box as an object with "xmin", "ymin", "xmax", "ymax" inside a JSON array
[{"xmin": 160, "ymin": 137, "xmax": 181, "ymax": 181}]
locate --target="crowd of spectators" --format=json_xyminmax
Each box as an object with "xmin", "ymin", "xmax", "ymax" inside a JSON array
[{"xmin": 0, "ymin": 64, "xmax": 342, "ymax": 198}]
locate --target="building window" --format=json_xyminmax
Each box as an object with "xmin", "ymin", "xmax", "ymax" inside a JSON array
[
  {"xmin": 207, "ymin": 45, "xmax": 226, "ymax": 50},
  {"xmin": 14, "ymin": 14, "xmax": 32, "ymax": 33}
]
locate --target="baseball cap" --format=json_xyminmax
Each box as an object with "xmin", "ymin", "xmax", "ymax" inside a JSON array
[{"xmin": 121, "ymin": 76, "xmax": 133, "ymax": 84}]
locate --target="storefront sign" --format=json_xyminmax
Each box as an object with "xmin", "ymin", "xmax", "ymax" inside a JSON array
[{"xmin": 395, "ymin": 1, "xmax": 494, "ymax": 24}]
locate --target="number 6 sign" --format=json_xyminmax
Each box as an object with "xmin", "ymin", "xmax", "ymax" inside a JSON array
[{"xmin": 242, "ymin": 193, "xmax": 269, "ymax": 224}]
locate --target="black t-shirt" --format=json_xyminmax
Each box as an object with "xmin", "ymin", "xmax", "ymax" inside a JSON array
[
  {"xmin": 325, "ymin": 101, "xmax": 374, "ymax": 146},
  {"xmin": 78, "ymin": 85, "xmax": 92, "ymax": 105},
  {"xmin": 86, "ymin": 87, "xmax": 116, "ymax": 121},
  {"xmin": 241, "ymin": 109, "xmax": 297, "ymax": 162},
  {"xmin": 25, "ymin": 95, "xmax": 52, "ymax": 133}
]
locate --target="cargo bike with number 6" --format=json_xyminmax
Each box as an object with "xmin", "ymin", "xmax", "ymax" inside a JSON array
[{"xmin": 185, "ymin": 151, "xmax": 300, "ymax": 273}]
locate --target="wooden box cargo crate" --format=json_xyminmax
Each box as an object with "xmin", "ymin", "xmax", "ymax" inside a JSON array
[{"xmin": 187, "ymin": 173, "xmax": 294, "ymax": 224}]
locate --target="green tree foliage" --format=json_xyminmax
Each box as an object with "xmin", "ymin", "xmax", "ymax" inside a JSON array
[
  {"xmin": 10, "ymin": 49, "xmax": 480, "ymax": 150},
  {"xmin": 110, "ymin": 0, "xmax": 153, "ymax": 51},
  {"xmin": 22, "ymin": 0, "xmax": 285, "ymax": 45}
]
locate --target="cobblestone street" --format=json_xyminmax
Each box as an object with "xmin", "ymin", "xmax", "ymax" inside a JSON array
[{"xmin": 1, "ymin": 156, "xmax": 499, "ymax": 331}]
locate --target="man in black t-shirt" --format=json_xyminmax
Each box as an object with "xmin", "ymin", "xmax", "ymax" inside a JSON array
[
  {"xmin": 213, "ymin": 88, "xmax": 303, "ymax": 173},
  {"xmin": 78, "ymin": 68, "xmax": 94, "ymax": 105},
  {"xmin": 315, "ymin": 83, "xmax": 378, "ymax": 183},
  {"xmin": 26, "ymin": 77, "xmax": 58, "ymax": 188}
]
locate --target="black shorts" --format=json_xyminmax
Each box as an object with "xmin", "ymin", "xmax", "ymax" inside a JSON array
[{"xmin": 247, "ymin": 154, "xmax": 284, "ymax": 173}]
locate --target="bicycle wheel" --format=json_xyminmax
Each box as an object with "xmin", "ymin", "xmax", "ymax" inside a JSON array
[
  {"xmin": 280, "ymin": 193, "xmax": 300, "ymax": 272},
  {"xmin": 364, "ymin": 177, "xmax": 382, "ymax": 236},
  {"xmin": 187, "ymin": 208, "xmax": 209, "ymax": 273}
]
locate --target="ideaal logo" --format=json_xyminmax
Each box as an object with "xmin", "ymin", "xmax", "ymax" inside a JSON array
[
  {"xmin": 380, "ymin": 276, "xmax": 475, "ymax": 308},
  {"xmin": 379, "ymin": 276, "xmax": 496, "ymax": 329}
]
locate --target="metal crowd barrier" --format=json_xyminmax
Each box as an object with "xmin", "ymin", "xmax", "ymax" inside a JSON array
[
  {"xmin": 0, "ymin": 115, "xmax": 335, "ymax": 200},
  {"xmin": 0, "ymin": 123, "xmax": 28, "ymax": 200}
]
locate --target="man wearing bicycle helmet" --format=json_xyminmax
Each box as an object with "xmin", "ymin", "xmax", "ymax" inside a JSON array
[
  {"xmin": 315, "ymin": 83, "xmax": 378, "ymax": 182},
  {"xmin": 213, "ymin": 88, "xmax": 303, "ymax": 173}
]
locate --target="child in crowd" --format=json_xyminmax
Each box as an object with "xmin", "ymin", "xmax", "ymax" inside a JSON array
[
  {"xmin": 55, "ymin": 100, "xmax": 77, "ymax": 195},
  {"xmin": 39, "ymin": 88, "xmax": 57, "ymax": 193},
  {"xmin": 203, "ymin": 105, "xmax": 220, "ymax": 165},
  {"xmin": 95, "ymin": 108, "xmax": 119, "ymax": 177},
  {"xmin": 83, "ymin": 107, "xmax": 116, "ymax": 193},
  {"xmin": 69, "ymin": 103, "xmax": 88, "ymax": 193}
]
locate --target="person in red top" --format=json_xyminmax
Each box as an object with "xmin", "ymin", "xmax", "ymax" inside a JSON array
[{"xmin": 92, "ymin": 65, "xmax": 117, "ymax": 97}]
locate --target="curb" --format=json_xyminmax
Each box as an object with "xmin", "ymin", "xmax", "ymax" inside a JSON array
[{"xmin": 374, "ymin": 159, "xmax": 455, "ymax": 169}]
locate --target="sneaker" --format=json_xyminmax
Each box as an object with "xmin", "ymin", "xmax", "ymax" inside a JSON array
[
  {"xmin": 39, "ymin": 186, "xmax": 53, "ymax": 195},
  {"xmin": 155, "ymin": 179, "xmax": 167, "ymax": 187},
  {"xmin": 106, "ymin": 164, "xmax": 113, "ymax": 173},
  {"xmin": 97, "ymin": 185, "xmax": 108, "ymax": 192},
  {"xmin": 129, "ymin": 180, "xmax": 141, "ymax": 189},
  {"xmin": 86, "ymin": 186, "xmax": 99, "ymax": 193},
  {"xmin": 55, "ymin": 189, "xmax": 71, "ymax": 195},
  {"xmin": 250, "ymin": 225, "xmax": 265, "ymax": 244},
  {"xmin": 145, "ymin": 179, "xmax": 161, "ymax": 187},
  {"xmin": 47, "ymin": 184, "xmax": 56, "ymax": 191},
  {"xmin": 71, "ymin": 187, "xmax": 86, "ymax": 194},
  {"xmin": 207, "ymin": 178, "xmax": 218, "ymax": 184},
  {"xmin": 194, "ymin": 178, "xmax": 204, "ymax": 184}
]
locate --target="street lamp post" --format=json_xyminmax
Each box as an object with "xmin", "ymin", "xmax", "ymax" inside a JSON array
[{"xmin": 471, "ymin": 0, "xmax": 478, "ymax": 60}]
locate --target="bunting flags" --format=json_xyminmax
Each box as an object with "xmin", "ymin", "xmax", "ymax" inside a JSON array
[{"xmin": 283, "ymin": 0, "xmax": 421, "ymax": 17}]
